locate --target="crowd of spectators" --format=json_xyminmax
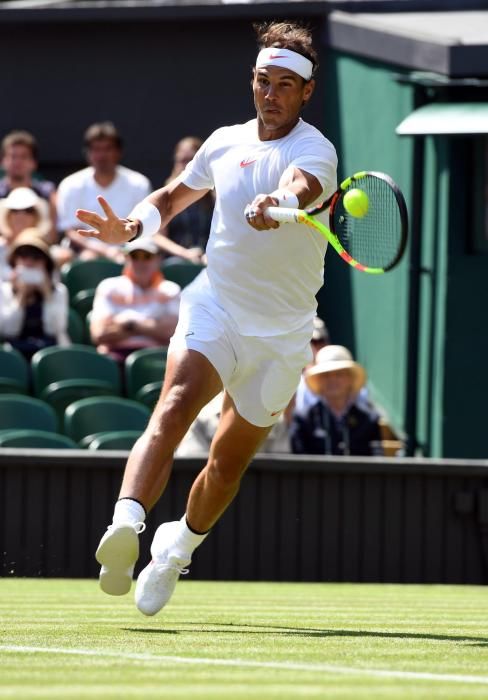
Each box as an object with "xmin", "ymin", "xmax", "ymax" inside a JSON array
[{"xmin": 0, "ymin": 124, "xmax": 402, "ymax": 456}]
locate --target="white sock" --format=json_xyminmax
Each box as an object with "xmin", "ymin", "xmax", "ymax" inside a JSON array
[
  {"xmin": 112, "ymin": 498, "xmax": 146, "ymax": 527},
  {"xmin": 170, "ymin": 514, "xmax": 209, "ymax": 558}
]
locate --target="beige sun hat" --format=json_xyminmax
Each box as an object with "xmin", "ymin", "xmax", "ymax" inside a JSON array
[
  {"xmin": 0, "ymin": 187, "xmax": 51, "ymax": 241},
  {"xmin": 305, "ymin": 344, "xmax": 366, "ymax": 395},
  {"xmin": 8, "ymin": 228, "xmax": 55, "ymax": 273}
]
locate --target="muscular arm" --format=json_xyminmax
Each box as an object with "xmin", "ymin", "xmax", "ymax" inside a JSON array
[
  {"xmin": 247, "ymin": 166, "xmax": 323, "ymax": 231},
  {"xmin": 76, "ymin": 179, "xmax": 210, "ymax": 246}
]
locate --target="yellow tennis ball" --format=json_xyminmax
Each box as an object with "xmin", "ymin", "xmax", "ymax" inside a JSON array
[{"xmin": 343, "ymin": 188, "xmax": 369, "ymax": 218}]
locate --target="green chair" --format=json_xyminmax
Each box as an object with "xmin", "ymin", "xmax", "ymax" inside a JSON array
[
  {"xmin": 62, "ymin": 259, "xmax": 123, "ymax": 320},
  {"xmin": 0, "ymin": 429, "xmax": 77, "ymax": 449},
  {"xmin": 87, "ymin": 430, "xmax": 143, "ymax": 451},
  {"xmin": 124, "ymin": 347, "xmax": 168, "ymax": 406},
  {"xmin": 67, "ymin": 307, "xmax": 86, "ymax": 344},
  {"xmin": 31, "ymin": 344, "xmax": 122, "ymax": 419},
  {"xmin": 61, "ymin": 258, "xmax": 123, "ymax": 302},
  {"xmin": 71, "ymin": 288, "xmax": 96, "ymax": 321},
  {"xmin": 64, "ymin": 396, "xmax": 151, "ymax": 447},
  {"xmin": 0, "ymin": 394, "xmax": 58, "ymax": 433},
  {"xmin": 161, "ymin": 261, "xmax": 205, "ymax": 288},
  {"xmin": 0, "ymin": 345, "xmax": 30, "ymax": 394}
]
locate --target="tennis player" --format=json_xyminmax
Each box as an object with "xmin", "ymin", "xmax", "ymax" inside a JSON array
[{"xmin": 76, "ymin": 21, "xmax": 337, "ymax": 616}]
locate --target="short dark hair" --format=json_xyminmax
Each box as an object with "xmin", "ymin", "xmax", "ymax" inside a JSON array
[
  {"xmin": 1, "ymin": 130, "xmax": 38, "ymax": 160},
  {"xmin": 83, "ymin": 121, "xmax": 123, "ymax": 149},
  {"xmin": 254, "ymin": 21, "xmax": 319, "ymax": 78}
]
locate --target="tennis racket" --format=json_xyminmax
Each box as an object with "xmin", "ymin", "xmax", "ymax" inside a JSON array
[{"xmin": 266, "ymin": 171, "xmax": 408, "ymax": 274}]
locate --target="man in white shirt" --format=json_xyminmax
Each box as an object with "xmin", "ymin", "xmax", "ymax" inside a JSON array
[
  {"xmin": 77, "ymin": 21, "xmax": 338, "ymax": 616},
  {"xmin": 90, "ymin": 238, "xmax": 180, "ymax": 365},
  {"xmin": 57, "ymin": 122, "xmax": 151, "ymax": 261}
]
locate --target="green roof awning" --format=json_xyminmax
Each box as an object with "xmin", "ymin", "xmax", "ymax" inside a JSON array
[{"xmin": 396, "ymin": 103, "xmax": 488, "ymax": 136}]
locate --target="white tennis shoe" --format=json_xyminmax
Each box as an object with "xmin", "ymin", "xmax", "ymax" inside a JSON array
[
  {"xmin": 135, "ymin": 521, "xmax": 190, "ymax": 616},
  {"xmin": 95, "ymin": 522, "xmax": 146, "ymax": 596}
]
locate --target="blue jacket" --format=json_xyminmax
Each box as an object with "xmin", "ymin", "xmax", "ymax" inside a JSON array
[{"xmin": 290, "ymin": 399, "xmax": 382, "ymax": 456}]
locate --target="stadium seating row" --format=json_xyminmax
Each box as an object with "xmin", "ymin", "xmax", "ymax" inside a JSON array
[
  {"xmin": 0, "ymin": 344, "xmax": 168, "ymax": 413},
  {"xmin": 0, "ymin": 393, "xmax": 151, "ymax": 450}
]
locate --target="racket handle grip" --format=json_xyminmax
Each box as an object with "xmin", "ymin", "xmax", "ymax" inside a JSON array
[{"xmin": 265, "ymin": 206, "xmax": 301, "ymax": 224}]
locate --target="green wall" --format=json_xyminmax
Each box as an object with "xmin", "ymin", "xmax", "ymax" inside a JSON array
[
  {"xmin": 322, "ymin": 51, "xmax": 488, "ymax": 457},
  {"xmin": 320, "ymin": 52, "xmax": 413, "ymax": 434},
  {"xmin": 442, "ymin": 138, "xmax": 488, "ymax": 458}
]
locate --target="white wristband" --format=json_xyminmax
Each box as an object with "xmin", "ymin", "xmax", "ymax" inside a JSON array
[
  {"xmin": 128, "ymin": 200, "xmax": 162, "ymax": 240},
  {"xmin": 270, "ymin": 189, "xmax": 300, "ymax": 209}
]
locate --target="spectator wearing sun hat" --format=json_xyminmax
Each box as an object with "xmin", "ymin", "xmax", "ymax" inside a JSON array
[
  {"xmin": 89, "ymin": 238, "xmax": 180, "ymax": 365},
  {"xmin": 0, "ymin": 187, "xmax": 54, "ymax": 280},
  {"xmin": 0, "ymin": 187, "xmax": 52, "ymax": 243},
  {"xmin": 0, "ymin": 230, "xmax": 70, "ymax": 359},
  {"xmin": 289, "ymin": 345, "xmax": 382, "ymax": 456}
]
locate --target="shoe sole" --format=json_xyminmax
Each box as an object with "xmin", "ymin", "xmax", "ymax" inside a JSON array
[{"xmin": 96, "ymin": 526, "xmax": 139, "ymax": 596}]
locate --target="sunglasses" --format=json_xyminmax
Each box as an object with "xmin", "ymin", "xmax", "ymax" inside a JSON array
[{"xmin": 129, "ymin": 251, "xmax": 156, "ymax": 261}]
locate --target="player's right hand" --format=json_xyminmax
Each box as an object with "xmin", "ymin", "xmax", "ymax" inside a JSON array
[{"xmin": 76, "ymin": 195, "xmax": 139, "ymax": 245}]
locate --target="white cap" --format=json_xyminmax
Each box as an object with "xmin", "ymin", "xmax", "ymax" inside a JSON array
[{"xmin": 124, "ymin": 238, "xmax": 160, "ymax": 255}]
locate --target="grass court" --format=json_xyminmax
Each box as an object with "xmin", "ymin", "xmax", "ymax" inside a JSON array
[{"xmin": 1, "ymin": 579, "xmax": 487, "ymax": 699}]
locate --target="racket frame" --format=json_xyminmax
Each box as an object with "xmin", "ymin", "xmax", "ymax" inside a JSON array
[{"xmin": 267, "ymin": 170, "xmax": 409, "ymax": 274}]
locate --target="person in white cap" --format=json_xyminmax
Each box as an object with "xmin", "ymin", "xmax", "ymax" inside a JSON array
[
  {"xmin": 89, "ymin": 238, "xmax": 180, "ymax": 365},
  {"xmin": 290, "ymin": 345, "xmax": 382, "ymax": 456},
  {"xmin": 77, "ymin": 20, "xmax": 338, "ymax": 616}
]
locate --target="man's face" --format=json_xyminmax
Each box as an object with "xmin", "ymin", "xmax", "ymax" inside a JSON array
[
  {"xmin": 252, "ymin": 65, "xmax": 314, "ymax": 139},
  {"xmin": 87, "ymin": 138, "xmax": 121, "ymax": 174},
  {"xmin": 127, "ymin": 251, "xmax": 160, "ymax": 287},
  {"xmin": 2, "ymin": 144, "xmax": 37, "ymax": 181},
  {"xmin": 315, "ymin": 369, "xmax": 354, "ymax": 402}
]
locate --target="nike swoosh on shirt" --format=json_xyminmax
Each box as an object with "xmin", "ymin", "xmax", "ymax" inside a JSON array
[{"xmin": 240, "ymin": 159, "xmax": 257, "ymax": 168}]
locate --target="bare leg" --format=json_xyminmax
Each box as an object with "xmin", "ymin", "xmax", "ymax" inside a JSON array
[
  {"xmin": 186, "ymin": 391, "xmax": 272, "ymax": 532},
  {"xmin": 119, "ymin": 349, "xmax": 223, "ymax": 511}
]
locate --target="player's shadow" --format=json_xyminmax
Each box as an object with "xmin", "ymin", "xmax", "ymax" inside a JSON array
[{"xmin": 125, "ymin": 624, "xmax": 488, "ymax": 647}]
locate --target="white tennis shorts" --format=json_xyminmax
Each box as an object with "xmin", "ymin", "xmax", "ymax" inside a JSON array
[{"xmin": 168, "ymin": 272, "xmax": 313, "ymax": 427}]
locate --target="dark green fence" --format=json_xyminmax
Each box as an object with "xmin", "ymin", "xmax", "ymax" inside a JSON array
[{"xmin": 1, "ymin": 450, "xmax": 487, "ymax": 584}]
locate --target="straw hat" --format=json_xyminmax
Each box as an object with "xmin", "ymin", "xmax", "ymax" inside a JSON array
[
  {"xmin": 0, "ymin": 187, "xmax": 51, "ymax": 240},
  {"xmin": 305, "ymin": 345, "xmax": 366, "ymax": 395},
  {"xmin": 8, "ymin": 229, "xmax": 55, "ymax": 273}
]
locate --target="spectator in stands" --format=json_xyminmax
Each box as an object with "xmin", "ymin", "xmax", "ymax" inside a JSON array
[
  {"xmin": 56, "ymin": 121, "xmax": 151, "ymax": 262},
  {"xmin": 0, "ymin": 230, "xmax": 70, "ymax": 359},
  {"xmin": 290, "ymin": 345, "xmax": 382, "ymax": 456},
  {"xmin": 0, "ymin": 188, "xmax": 52, "ymax": 279},
  {"xmin": 154, "ymin": 136, "xmax": 213, "ymax": 264},
  {"xmin": 89, "ymin": 238, "xmax": 180, "ymax": 365},
  {"xmin": 310, "ymin": 315, "xmax": 330, "ymax": 360},
  {"xmin": 0, "ymin": 130, "xmax": 57, "ymax": 241},
  {"xmin": 176, "ymin": 391, "xmax": 290, "ymax": 456}
]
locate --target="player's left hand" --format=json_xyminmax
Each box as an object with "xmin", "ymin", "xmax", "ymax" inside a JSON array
[
  {"xmin": 245, "ymin": 194, "xmax": 280, "ymax": 230},
  {"xmin": 76, "ymin": 196, "xmax": 139, "ymax": 245}
]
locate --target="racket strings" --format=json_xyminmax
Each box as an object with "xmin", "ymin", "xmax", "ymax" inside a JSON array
[{"xmin": 333, "ymin": 176, "xmax": 404, "ymax": 270}]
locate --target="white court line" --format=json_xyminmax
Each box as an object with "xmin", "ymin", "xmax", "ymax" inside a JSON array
[{"xmin": 1, "ymin": 645, "xmax": 488, "ymax": 685}]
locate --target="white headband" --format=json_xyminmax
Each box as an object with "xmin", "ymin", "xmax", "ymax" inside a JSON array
[{"xmin": 255, "ymin": 47, "xmax": 313, "ymax": 81}]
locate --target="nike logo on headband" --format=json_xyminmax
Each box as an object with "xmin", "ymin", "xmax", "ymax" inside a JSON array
[{"xmin": 269, "ymin": 54, "xmax": 287, "ymax": 59}]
